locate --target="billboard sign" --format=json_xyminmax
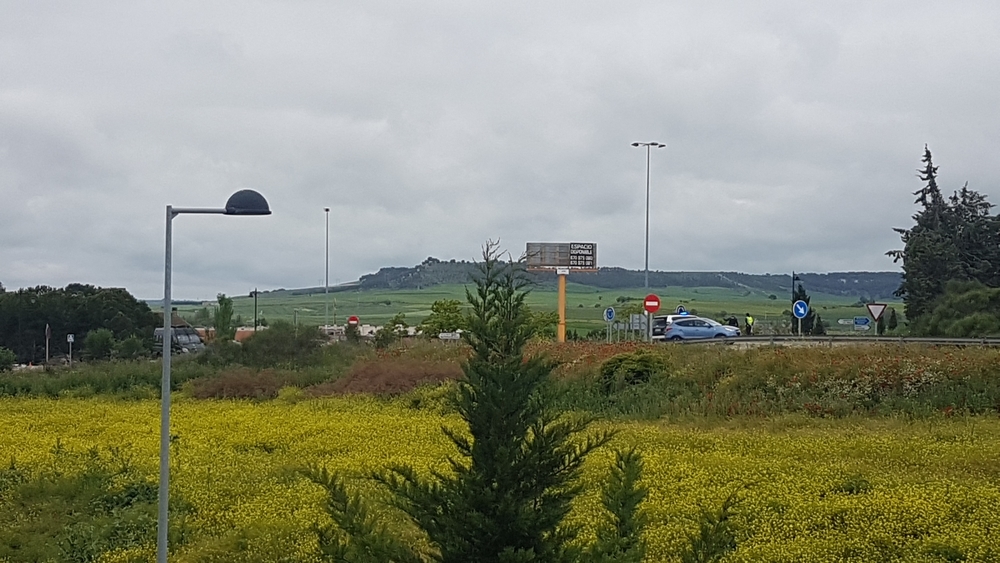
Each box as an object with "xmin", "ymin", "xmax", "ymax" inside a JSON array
[{"xmin": 525, "ymin": 242, "xmax": 597, "ymax": 271}]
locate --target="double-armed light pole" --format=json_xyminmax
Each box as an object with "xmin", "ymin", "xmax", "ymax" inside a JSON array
[
  {"xmin": 631, "ymin": 142, "xmax": 666, "ymax": 288},
  {"xmin": 159, "ymin": 189, "xmax": 271, "ymax": 563}
]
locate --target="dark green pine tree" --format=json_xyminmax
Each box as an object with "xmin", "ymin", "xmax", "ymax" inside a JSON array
[
  {"xmin": 305, "ymin": 241, "xmax": 649, "ymax": 563},
  {"xmin": 886, "ymin": 146, "xmax": 968, "ymax": 319},
  {"xmin": 790, "ymin": 283, "xmax": 817, "ymax": 335}
]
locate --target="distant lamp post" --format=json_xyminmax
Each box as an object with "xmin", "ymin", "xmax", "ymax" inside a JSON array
[
  {"xmin": 250, "ymin": 288, "xmax": 261, "ymax": 331},
  {"xmin": 159, "ymin": 189, "xmax": 270, "ymax": 563},
  {"xmin": 631, "ymin": 142, "xmax": 666, "ymax": 288},
  {"xmin": 324, "ymin": 207, "xmax": 330, "ymax": 332}
]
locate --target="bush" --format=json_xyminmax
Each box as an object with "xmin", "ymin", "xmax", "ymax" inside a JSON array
[
  {"xmin": 372, "ymin": 326, "xmax": 397, "ymax": 350},
  {"xmin": 599, "ymin": 349, "xmax": 667, "ymax": 394},
  {"xmin": 0, "ymin": 356, "xmax": 213, "ymax": 398},
  {"xmin": 197, "ymin": 340, "xmax": 244, "ymax": 367},
  {"xmin": 114, "ymin": 335, "xmax": 148, "ymax": 360},
  {"xmin": 324, "ymin": 358, "xmax": 463, "ymax": 395},
  {"xmin": 238, "ymin": 321, "xmax": 325, "ymax": 368},
  {"xmin": 185, "ymin": 368, "xmax": 324, "ymax": 400},
  {"xmin": 911, "ymin": 280, "xmax": 1000, "ymax": 337},
  {"xmin": 0, "ymin": 347, "xmax": 15, "ymax": 372},
  {"xmin": 84, "ymin": 328, "xmax": 116, "ymax": 361}
]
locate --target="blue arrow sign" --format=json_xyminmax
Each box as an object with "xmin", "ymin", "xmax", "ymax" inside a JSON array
[
  {"xmin": 604, "ymin": 307, "xmax": 615, "ymax": 322},
  {"xmin": 854, "ymin": 316, "xmax": 870, "ymax": 326},
  {"xmin": 793, "ymin": 300, "xmax": 809, "ymax": 319}
]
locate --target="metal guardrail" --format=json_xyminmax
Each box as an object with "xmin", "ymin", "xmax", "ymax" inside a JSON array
[{"xmin": 675, "ymin": 335, "xmax": 1000, "ymax": 346}]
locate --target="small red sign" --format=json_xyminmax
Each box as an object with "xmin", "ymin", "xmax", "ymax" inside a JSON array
[
  {"xmin": 643, "ymin": 294, "xmax": 661, "ymax": 314},
  {"xmin": 347, "ymin": 315, "xmax": 360, "ymax": 325}
]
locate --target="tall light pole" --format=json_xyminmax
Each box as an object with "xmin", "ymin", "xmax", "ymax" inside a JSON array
[
  {"xmin": 324, "ymin": 207, "xmax": 330, "ymax": 331},
  {"xmin": 159, "ymin": 189, "xmax": 270, "ymax": 563},
  {"xmin": 632, "ymin": 142, "xmax": 666, "ymax": 288},
  {"xmin": 250, "ymin": 288, "xmax": 260, "ymax": 331}
]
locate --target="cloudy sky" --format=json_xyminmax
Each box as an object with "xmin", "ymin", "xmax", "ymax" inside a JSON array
[{"xmin": 2, "ymin": 1, "xmax": 998, "ymax": 299}]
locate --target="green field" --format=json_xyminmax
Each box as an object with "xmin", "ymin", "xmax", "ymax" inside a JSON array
[{"xmin": 174, "ymin": 283, "xmax": 898, "ymax": 335}]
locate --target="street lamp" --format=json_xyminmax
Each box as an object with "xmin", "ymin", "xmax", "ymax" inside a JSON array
[
  {"xmin": 159, "ymin": 189, "xmax": 270, "ymax": 563},
  {"xmin": 324, "ymin": 207, "xmax": 330, "ymax": 332},
  {"xmin": 631, "ymin": 142, "xmax": 666, "ymax": 288},
  {"xmin": 250, "ymin": 288, "xmax": 261, "ymax": 331}
]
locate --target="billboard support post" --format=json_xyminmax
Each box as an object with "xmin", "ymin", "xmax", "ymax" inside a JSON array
[{"xmin": 557, "ymin": 270, "xmax": 567, "ymax": 342}]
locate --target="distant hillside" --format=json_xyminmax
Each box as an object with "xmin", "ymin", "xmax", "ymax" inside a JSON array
[{"xmin": 273, "ymin": 257, "xmax": 901, "ymax": 300}]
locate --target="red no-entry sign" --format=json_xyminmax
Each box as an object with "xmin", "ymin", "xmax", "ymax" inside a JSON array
[
  {"xmin": 347, "ymin": 315, "xmax": 360, "ymax": 325},
  {"xmin": 643, "ymin": 294, "xmax": 660, "ymax": 314}
]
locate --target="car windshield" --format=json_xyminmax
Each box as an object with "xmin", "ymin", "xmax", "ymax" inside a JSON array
[{"xmin": 705, "ymin": 319, "xmax": 721, "ymax": 326}]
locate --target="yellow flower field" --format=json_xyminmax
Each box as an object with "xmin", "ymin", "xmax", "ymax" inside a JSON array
[{"xmin": 2, "ymin": 396, "xmax": 1000, "ymax": 562}]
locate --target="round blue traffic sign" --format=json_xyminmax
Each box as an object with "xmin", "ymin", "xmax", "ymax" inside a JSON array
[
  {"xmin": 604, "ymin": 307, "xmax": 615, "ymax": 322},
  {"xmin": 792, "ymin": 300, "xmax": 809, "ymax": 319}
]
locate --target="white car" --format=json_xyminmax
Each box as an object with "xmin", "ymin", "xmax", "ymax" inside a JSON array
[{"xmin": 658, "ymin": 317, "xmax": 741, "ymax": 341}]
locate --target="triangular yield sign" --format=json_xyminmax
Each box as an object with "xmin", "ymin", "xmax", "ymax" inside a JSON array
[{"xmin": 866, "ymin": 303, "xmax": 887, "ymax": 321}]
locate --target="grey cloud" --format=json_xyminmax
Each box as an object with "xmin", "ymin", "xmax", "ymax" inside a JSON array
[{"xmin": 2, "ymin": 1, "xmax": 999, "ymax": 298}]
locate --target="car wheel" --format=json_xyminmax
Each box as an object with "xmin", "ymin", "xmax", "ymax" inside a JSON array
[
  {"xmin": 669, "ymin": 336, "xmax": 682, "ymax": 341},
  {"xmin": 714, "ymin": 334, "xmax": 727, "ymax": 339}
]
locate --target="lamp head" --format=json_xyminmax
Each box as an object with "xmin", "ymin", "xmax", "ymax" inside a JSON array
[{"xmin": 225, "ymin": 189, "xmax": 271, "ymax": 216}]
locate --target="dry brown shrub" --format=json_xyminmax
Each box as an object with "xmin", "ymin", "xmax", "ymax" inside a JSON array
[
  {"xmin": 185, "ymin": 367, "xmax": 296, "ymax": 399},
  {"xmin": 309, "ymin": 357, "xmax": 464, "ymax": 396}
]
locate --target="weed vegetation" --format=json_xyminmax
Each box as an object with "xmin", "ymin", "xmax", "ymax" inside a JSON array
[
  {"xmin": 2, "ymin": 320, "xmax": 1000, "ymax": 560},
  {"xmin": 0, "ymin": 440, "xmax": 191, "ymax": 562},
  {"xmin": 2, "ymin": 398, "xmax": 999, "ymax": 561},
  {"xmin": 541, "ymin": 342, "xmax": 1000, "ymax": 419}
]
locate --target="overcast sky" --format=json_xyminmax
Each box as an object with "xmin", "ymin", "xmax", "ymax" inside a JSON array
[{"xmin": 2, "ymin": 1, "xmax": 998, "ymax": 299}]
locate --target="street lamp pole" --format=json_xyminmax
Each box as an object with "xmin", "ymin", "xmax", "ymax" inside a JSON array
[
  {"xmin": 325, "ymin": 207, "xmax": 330, "ymax": 332},
  {"xmin": 158, "ymin": 190, "xmax": 270, "ymax": 563},
  {"xmin": 251, "ymin": 288, "xmax": 259, "ymax": 331},
  {"xmin": 632, "ymin": 142, "xmax": 665, "ymax": 288}
]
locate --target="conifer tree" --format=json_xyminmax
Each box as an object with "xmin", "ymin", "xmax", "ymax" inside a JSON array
[
  {"xmin": 789, "ymin": 283, "xmax": 817, "ymax": 335},
  {"xmin": 887, "ymin": 308, "xmax": 898, "ymax": 331},
  {"xmin": 887, "ymin": 146, "xmax": 1000, "ymax": 322},
  {"xmin": 305, "ymin": 241, "xmax": 649, "ymax": 563}
]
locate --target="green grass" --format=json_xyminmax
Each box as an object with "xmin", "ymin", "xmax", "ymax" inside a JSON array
[{"xmin": 173, "ymin": 283, "xmax": 898, "ymax": 335}]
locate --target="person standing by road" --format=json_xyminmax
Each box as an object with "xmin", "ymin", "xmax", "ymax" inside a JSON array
[{"xmin": 744, "ymin": 313, "xmax": 755, "ymax": 336}]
